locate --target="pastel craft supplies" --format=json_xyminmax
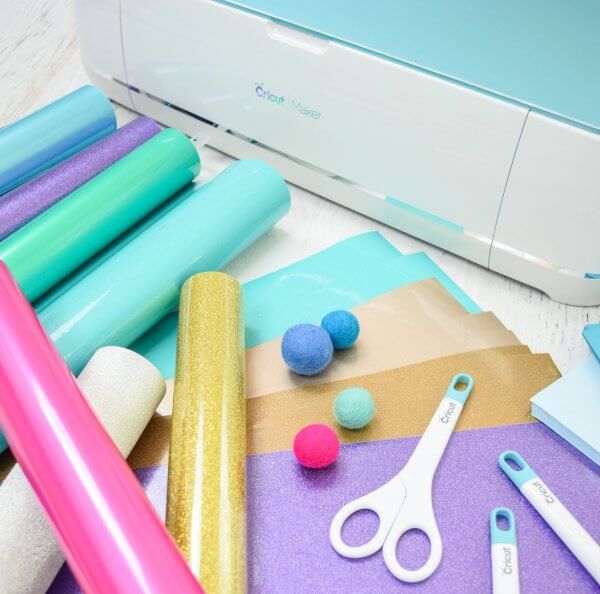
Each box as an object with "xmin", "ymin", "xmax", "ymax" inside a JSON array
[
  {"xmin": 0, "ymin": 264, "xmax": 203, "ymax": 594},
  {"xmin": 0, "ymin": 86, "xmax": 115, "ymax": 194},
  {"xmin": 281, "ymin": 323, "xmax": 333, "ymax": 375},
  {"xmin": 0, "ymin": 346, "xmax": 166, "ymax": 594},
  {"xmin": 333, "ymin": 387, "xmax": 375, "ymax": 429},
  {"xmin": 0, "ymin": 128, "xmax": 199, "ymax": 302},
  {"xmin": 0, "ymin": 116, "xmax": 160, "ymax": 241},
  {"xmin": 531, "ymin": 356, "xmax": 600, "ymax": 465},
  {"xmin": 490, "ymin": 508, "xmax": 520, "ymax": 594},
  {"xmin": 167, "ymin": 273, "xmax": 246, "ymax": 593},
  {"xmin": 330, "ymin": 374, "xmax": 474, "ymax": 582},
  {"xmin": 293, "ymin": 424, "xmax": 340, "ymax": 468},
  {"xmin": 321, "ymin": 310, "xmax": 360, "ymax": 349},
  {"xmin": 51, "ymin": 234, "xmax": 582, "ymax": 593},
  {"xmin": 499, "ymin": 451, "xmax": 600, "ymax": 583},
  {"xmin": 38, "ymin": 159, "xmax": 290, "ymax": 375}
]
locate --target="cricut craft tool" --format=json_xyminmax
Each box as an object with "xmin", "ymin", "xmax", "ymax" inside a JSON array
[
  {"xmin": 330, "ymin": 373, "xmax": 474, "ymax": 582},
  {"xmin": 499, "ymin": 451, "xmax": 600, "ymax": 583},
  {"xmin": 490, "ymin": 508, "xmax": 520, "ymax": 594}
]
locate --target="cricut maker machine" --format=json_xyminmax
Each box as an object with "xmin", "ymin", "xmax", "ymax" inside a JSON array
[{"xmin": 74, "ymin": 0, "xmax": 600, "ymax": 305}]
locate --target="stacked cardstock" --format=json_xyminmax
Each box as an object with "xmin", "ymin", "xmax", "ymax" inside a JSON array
[{"xmin": 532, "ymin": 355, "xmax": 600, "ymax": 465}]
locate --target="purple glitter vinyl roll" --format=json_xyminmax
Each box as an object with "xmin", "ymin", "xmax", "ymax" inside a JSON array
[{"xmin": 0, "ymin": 117, "xmax": 161, "ymax": 241}]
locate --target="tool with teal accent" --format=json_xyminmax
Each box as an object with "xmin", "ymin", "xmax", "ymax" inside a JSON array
[
  {"xmin": 499, "ymin": 451, "xmax": 600, "ymax": 584},
  {"xmin": 330, "ymin": 374, "xmax": 474, "ymax": 582},
  {"xmin": 490, "ymin": 508, "xmax": 520, "ymax": 594}
]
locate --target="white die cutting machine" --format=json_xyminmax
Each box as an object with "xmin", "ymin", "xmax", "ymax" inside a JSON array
[{"xmin": 74, "ymin": 0, "xmax": 600, "ymax": 305}]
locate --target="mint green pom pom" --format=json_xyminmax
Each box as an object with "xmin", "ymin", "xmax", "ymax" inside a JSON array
[{"xmin": 333, "ymin": 387, "xmax": 375, "ymax": 429}]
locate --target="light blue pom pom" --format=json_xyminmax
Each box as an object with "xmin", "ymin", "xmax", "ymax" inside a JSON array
[
  {"xmin": 281, "ymin": 323, "xmax": 333, "ymax": 375},
  {"xmin": 321, "ymin": 310, "xmax": 360, "ymax": 350},
  {"xmin": 334, "ymin": 387, "xmax": 375, "ymax": 429}
]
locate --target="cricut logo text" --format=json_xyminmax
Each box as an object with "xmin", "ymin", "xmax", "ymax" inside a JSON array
[
  {"xmin": 531, "ymin": 480, "xmax": 555, "ymax": 504},
  {"xmin": 255, "ymin": 83, "xmax": 285, "ymax": 106},
  {"xmin": 501, "ymin": 547, "xmax": 513, "ymax": 574},
  {"xmin": 439, "ymin": 401, "xmax": 456, "ymax": 423},
  {"xmin": 254, "ymin": 82, "xmax": 322, "ymax": 119}
]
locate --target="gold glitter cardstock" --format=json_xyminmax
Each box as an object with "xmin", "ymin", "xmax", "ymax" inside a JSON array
[
  {"xmin": 166, "ymin": 272, "xmax": 246, "ymax": 594},
  {"xmin": 246, "ymin": 347, "xmax": 560, "ymax": 455}
]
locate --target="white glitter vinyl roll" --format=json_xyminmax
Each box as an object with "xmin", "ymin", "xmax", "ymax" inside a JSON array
[{"xmin": 0, "ymin": 346, "xmax": 166, "ymax": 594}]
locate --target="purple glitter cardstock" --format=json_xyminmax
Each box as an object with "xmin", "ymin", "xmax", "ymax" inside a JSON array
[
  {"xmin": 0, "ymin": 117, "xmax": 160, "ymax": 241},
  {"xmin": 49, "ymin": 423, "xmax": 599, "ymax": 593}
]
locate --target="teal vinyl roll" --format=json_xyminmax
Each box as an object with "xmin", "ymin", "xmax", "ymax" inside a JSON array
[
  {"xmin": 37, "ymin": 159, "xmax": 290, "ymax": 375},
  {"xmin": 0, "ymin": 86, "xmax": 115, "ymax": 194}
]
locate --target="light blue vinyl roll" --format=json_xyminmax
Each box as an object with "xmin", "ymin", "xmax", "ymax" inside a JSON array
[
  {"xmin": 37, "ymin": 159, "xmax": 290, "ymax": 375},
  {"xmin": 0, "ymin": 86, "xmax": 115, "ymax": 194}
]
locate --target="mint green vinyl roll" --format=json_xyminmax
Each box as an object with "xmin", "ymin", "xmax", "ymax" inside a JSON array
[
  {"xmin": 38, "ymin": 159, "xmax": 290, "ymax": 374},
  {"xmin": 0, "ymin": 129, "xmax": 200, "ymax": 302}
]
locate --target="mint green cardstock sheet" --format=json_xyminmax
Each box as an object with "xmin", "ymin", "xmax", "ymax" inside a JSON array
[{"xmin": 132, "ymin": 232, "xmax": 480, "ymax": 378}]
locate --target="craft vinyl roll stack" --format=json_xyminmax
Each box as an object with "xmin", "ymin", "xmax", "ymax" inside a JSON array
[{"xmin": 0, "ymin": 85, "xmax": 292, "ymax": 594}]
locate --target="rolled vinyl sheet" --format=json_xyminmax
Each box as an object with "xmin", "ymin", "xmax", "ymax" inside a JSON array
[
  {"xmin": 0, "ymin": 117, "xmax": 161, "ymax": 241},
  {"xmin": 132, "ymin": 232, "xmax": 482, "ymax": 378},
  {"xmin": 38, "ymin": 159, "xmax": 290, "ymax": 375},
  {"xmin": 0, "ymin": 347, "xmax": 167, "ymax": 594},
  {"xmin": 246, "ymin": 278, "xmax": 520, "ymax": 397},
  {"xmin": 168, "ymin": 273, "xmax": 246, "ymax": 594},
  {"xmin": 0, "ymin": 189, "xmax": 196, "ymax": 457},
  {"xmin": 35, "ymin": 185, "xmax": 197, "ymax": 312},
  {"xmin": 0, "ymin": 86, "xmax": 115, "ymax": 194},
  {"xmin": 0, "ymin": 128, "xmax": 199, "ymax": 302},
  {"xmin": 0, "ymin": 264, "xmax": 203, "ymax": 594}
]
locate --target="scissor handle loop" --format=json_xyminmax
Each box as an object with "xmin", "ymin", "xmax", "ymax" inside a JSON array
[
  {"xmin": 329, "ymin": 474, "xmax": 406, "ymax": 558},
  {"xmin": 381, "ymin": 492, "xmax": 442, "ymax": 583}
]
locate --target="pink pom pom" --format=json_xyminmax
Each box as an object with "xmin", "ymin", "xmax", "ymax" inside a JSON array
[{"xmin": 293, "ymin": 424, "xmax": 340, "ymax": 468}]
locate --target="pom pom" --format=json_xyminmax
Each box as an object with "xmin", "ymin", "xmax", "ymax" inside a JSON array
[
  {"xmin": 321, "ymin": 310, "xmax": 360, "ymax": 350},
  {"xmin": 333, "ymin": 387, "xmax": 375, "ymax": 429},
  {"xmin": 281, "ymin": 323, "xmax": 333, "ymax": 376},
  {"xmin": 293, "ymin": 424, "xmax": 340, "ymax": 468}
]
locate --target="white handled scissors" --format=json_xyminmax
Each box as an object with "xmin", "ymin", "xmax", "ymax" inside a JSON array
[{"xmin": 330, "ymin": 373, "xmax": 474, "ymax": 582}]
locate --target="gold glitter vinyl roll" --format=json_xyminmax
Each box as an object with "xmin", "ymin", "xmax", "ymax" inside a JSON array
[{"xmin": 167, "ymin": 272, "xmax": 246, "ymax": 593}]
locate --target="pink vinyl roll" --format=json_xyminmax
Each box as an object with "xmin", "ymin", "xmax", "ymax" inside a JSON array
[{"xmin": 0, "ymin": 263, "xmax": 203, "ymax": 594}]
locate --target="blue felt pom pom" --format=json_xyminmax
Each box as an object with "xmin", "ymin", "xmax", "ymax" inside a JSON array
[
  {"xmin": 321, "ymin": 310, "xmax": 360, "ymax": 350},
  {"xmin": 281, "ymin": 323, "xmax": 333, "ymax": 375}
]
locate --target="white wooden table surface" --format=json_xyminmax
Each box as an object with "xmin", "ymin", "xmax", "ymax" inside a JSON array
[{"xmin": 2, "ymin": 0, "xmax": 599, "ymax": 374}]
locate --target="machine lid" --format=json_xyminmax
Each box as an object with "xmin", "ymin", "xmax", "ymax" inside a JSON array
[{"xmin": 219, "ymin": 0, "xmax": 600, "ymax": 132}]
